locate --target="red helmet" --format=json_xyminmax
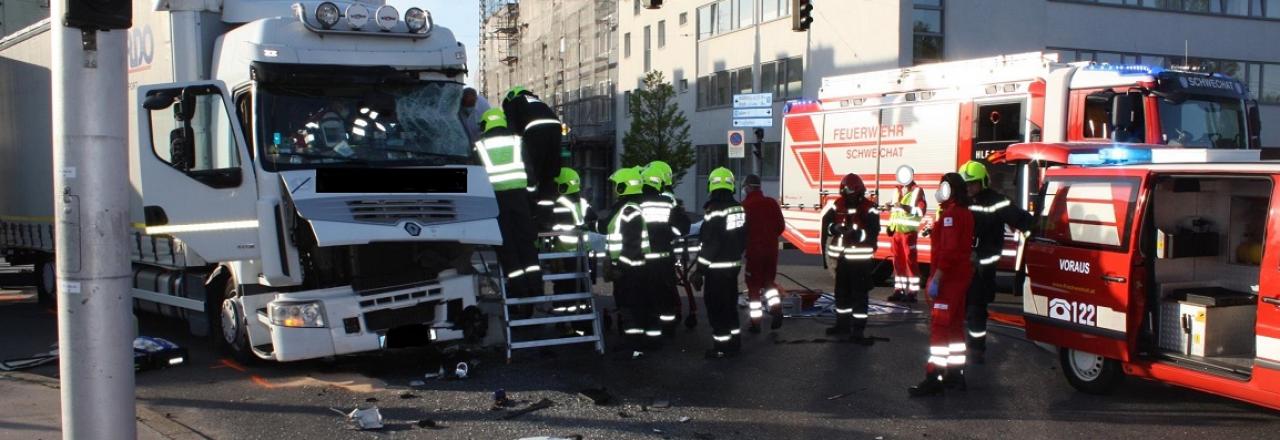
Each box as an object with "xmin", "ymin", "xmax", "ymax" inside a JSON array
[{"xmin": 840, "ymin": 173, "xmax": 866, "ymax": 197}]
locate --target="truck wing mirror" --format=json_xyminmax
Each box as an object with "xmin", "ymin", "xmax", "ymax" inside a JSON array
[
  {"xmin": 1247, "ymin": 99, "xmax": 1262, "ymax": 147},
  {"xmin": 143, "ymin": 91, "xmax": 178, "ymax": 111},
  {"xmin": 1111, "ymin": 93, "xmax": 1135, "ymax": 131}
]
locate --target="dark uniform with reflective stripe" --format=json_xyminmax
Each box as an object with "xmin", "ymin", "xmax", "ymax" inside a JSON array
[
  {"xmin": 502, "ymin": 92, "xmax": 562, "ymax": 221},
  {"xmin": 966, "ymin": 188, "xmax": 1032, "ymax": 356},
  {"xmin": 699, "ymin": 189, "xmax": 747, "ymax": 353},
  {"xmin": 550, "ymin": 194, "xmax": 598, "ymax": 319},
  {"xmin": 641, "ymin": 186, "xmax": 690, "ymax": 334},
  {"xmin": 475, "ymin": 127, "xmax": 543, "ymax": 299},
  {"xmin": 608, "ymin": 196, "xmax": 652, "ymax": 349},
  {"xmin": 828, "ymin": 196, "xmax": 880, "ymax": 338}
]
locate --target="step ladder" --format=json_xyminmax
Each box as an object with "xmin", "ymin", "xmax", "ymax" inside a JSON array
[{"xmin": 500, "ymin": 231, "xmax": 605, "ymax": 361}]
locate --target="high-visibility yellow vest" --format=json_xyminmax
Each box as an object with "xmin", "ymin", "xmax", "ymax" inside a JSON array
[
  {"xmin": 474, "ymin": 134, "xmax": 527, "ymax": 192},
  {"xmin": 888, "ymin": 186, "xmax": 924, "ymax": 233}
]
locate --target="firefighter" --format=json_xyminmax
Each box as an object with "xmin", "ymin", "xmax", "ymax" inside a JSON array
[
  {"xmin": 693, "ymin": 167, "xmax": 747, "ymax": 358},
  {"xmin": 502, "ymin": 86, "xmax": 563, "ymax": 227},
  {"xmin": 640, "ymin": 162, "xmax": 684, "ymax": 336},
  {"xmin": 958, "ymin": 160, "xmax": 1033, "ymax": 363},
  {"xmin": 646, "ymin": 161, "xmax": 694, "ymax": 328},
  {"xmin": 475, "ymin": 109, "xmax": 543, "ymax": 303},
  {"xmin": 606, "ymin": 167, "xmax": 653, "ymax": 355},
  {"xmin": 549, "ymin": 167, "xmax": 598, "ymax": 324},
  {"xmin": 825, "ymin": 173, "xmax": 879, "ymax": 343},
  {"xmin": 909, "ymin": 172, "xmax": 975, "ymax": 397},
  {"xmin": 886, "ymin": 165, "xmax": 927, "ymax": 303},
  {"xmin": 741, "ymin": 174, "xmax": 785, "ymax": 332}
]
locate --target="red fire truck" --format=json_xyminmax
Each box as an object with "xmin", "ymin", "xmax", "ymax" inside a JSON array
[
  {"xmin": 779, "ymin": 52, "xmax": 1261, "ymax": 276},
  {"xmin": 1014, "ymin": 146, "xmax": 1279, "ymax": 410}
]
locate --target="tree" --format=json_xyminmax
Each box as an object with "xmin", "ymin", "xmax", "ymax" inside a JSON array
[{"xmin": 621, "ymin": 71, "xmax": 695, "ymax": 186}]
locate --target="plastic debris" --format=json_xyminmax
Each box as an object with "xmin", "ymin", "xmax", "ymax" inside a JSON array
[
  {"xmin": 501, "ymin": 398, "xmax": 554, "ymax": 420},
  {"xmin": 679, "ymin": 417, "xmax": 692, "ymax": 423},
  {"xmin": 494, "ymin": 389, "xmax": 510, "ymax": 407},
  {"xmin": 0, "ymin": 345, "xmax": 57, "ymax": 371},
  {"xmin": 454, "ymin": 361, "xmax": 470, "ymax": 379},
  {"xmin": 133, "ymin": 337, "xmax": 187, "ymax": 371},
  {"xmin": 826, "ymin": 393, "xmax": 852, "ymax": 400},
  {"xmin": 331, "ymin": 407, "xmax": 383, "ymax": 430}
]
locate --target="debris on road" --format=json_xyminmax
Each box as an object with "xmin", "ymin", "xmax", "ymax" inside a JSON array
[
  {"xmin": 501, "ymin": 398, "xmax": 554, "ymax": 420},
  {"xmin": 650, "ymin": 399, "xmax": 671, "ymax": 409},
  {"xmin": 415, "ymin": 419, "xmax": 444, "ymax": 429},
  {"xmin": 365, "ymin": 397, "xmax": 379, "ymax": 403},
  {"xmin": 409, "ymin": 380, "xmax": 426, "ymax": 387},
  {"xmin": 826, "ymin": 392, "xmax": 852, "ymax": 400},
  {"xmin": 617, "ymin": 411, "xmax": 633, "ymax": 419},
  {"xmin": 0, "ymin": 345, "xmax": 57, "ymax": 371},
  {"xmin": 331, "ymin": 407, "xmax": 384, "ymax": 430},
  {"xmin": 679, "ymin": 416, "xmax": 692, "ymax": 423},
  {"xmin": 399, "ymin": 392, "xmax": 419, "ymax": 399},
  {"xmin": 493, "ymin": 388, "xmax": 511, "ymax": 408},
  {"xmin": 578, "ymin": 387, "xmax": 612, "ymax": 405}
]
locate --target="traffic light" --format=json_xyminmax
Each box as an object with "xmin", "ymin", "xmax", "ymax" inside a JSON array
[
  {"xmin": 753, "ymin": 128, "xmax": 765, "ymax": 160},
  {"xmin": 791, "ymin": 0, "xmax": 813, "ymax": 32},
  {"xmin": 643, "ymin": 0, "xmax": 663, "ymax": 9},
  {"xmin": 64, "ymin": 0, "xmax": 132, "ymax": 31}
]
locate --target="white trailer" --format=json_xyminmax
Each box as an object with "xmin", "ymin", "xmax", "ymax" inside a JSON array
[{"xmin": 0, "ymin": 0, "xmax": 500, "ymax": 362}]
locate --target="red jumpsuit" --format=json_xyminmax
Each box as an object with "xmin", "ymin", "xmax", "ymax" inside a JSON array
[
  {"xmin": 890, "ymin": 184, "xmax": 927, "ymax": 295},
  {"xmin": 742, "ymin": 189, "xmax": 785, "ymax": 323},
  {"xmin": 925, "ymin": 199, "xmax": 974, "ymax": 376}
]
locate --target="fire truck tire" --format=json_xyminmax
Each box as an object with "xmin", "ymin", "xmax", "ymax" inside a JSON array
[
  {"xmin": 1060, "ymin": 348, "xmax": 1123, "ymax": 394},
  {"xmin": 214, "ymin": 278, "xmax": 255, "ymax": 364},
  {"xmin": 34, "ymin": 257, "xmax": 56, "ymax": 306}
]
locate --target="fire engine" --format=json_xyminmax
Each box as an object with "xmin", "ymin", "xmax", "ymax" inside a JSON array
[
  {"xmin": 779, "ymin": 52, "xmax": 1261, "ymax": 278},
  {"xmin": 1016, "ymin": 145, "xmax": 1280, "ymax": 410}
]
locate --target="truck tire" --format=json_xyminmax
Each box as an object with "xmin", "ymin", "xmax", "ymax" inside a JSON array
[
  {"xmin": 35, "ymin": 257, "xmax": 56, "ymax": 306},
  {"xmin": 214, "ymin": 279, "xmax": 255, "ymax": 363},
  {"xmin": 1060, "ymin": 348, "xmax": 1123, "ymax": 395}
]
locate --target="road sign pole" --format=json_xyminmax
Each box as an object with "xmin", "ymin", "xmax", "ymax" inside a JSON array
[{"xmin": 52, "ymin": 2, "xmax": 136, "ymax": 438}]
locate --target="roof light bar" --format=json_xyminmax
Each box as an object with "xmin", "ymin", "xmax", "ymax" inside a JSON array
[
  {"xmin": 405, "ymin": 7, "xmax": 430, "ymax": 33},
  {"xmin": 314, "ymin": 2, "xmax": 340, "ymax": 29},
  {"xmin": 375, "ymin": 5, "xmax": 399, "ymax": 32},
  {"xmin": 345, "ymin": 3, "xmax": 370, "ymax": 29}
]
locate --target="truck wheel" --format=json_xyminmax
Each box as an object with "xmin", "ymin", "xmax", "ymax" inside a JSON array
[
  {"xmin": 1060, "ymin": 348, "xmax": 1123, "ymax": 394},
  {"xmin": 35, "ymin": 258, "xmax": 56, "ymax": 306},
  {"xmin": 216, "ymin": 280, "xmax": 255, "ymax": 363}
]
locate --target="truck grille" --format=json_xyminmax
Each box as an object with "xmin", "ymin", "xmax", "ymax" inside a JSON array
[{"xmin": 346, "ymin": 199, "xmax": 456, "ymax": 224}]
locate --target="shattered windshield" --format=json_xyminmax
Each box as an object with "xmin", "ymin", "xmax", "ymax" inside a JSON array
[
  {"xmin": 1158, "ymin": 96, "xmax": 1245, "ymax": 148},
  {"xmin": 258, "ymin": 81, "xmax": 471, "ymax": 170}
]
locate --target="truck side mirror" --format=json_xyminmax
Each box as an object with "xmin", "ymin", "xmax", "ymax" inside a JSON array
[
  {"xmin": 1111, "ymin": 94, "xmax": 1135, "ymax": 132},
  {"xmin": 1247, "ymin": 99, "xmax": 1262, "ymax": 148}
]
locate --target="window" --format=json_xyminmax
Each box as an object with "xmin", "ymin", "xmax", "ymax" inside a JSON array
[
  {"xmin": 644, "ymin": 26, "xmax": 652, "ymax": 72},
  {"xmin": 680, "ymin": 12, "xmax": 688, "ymax": 25},
  {"xmin": 716, "ymin": 0, "xmax": 732, "ymax": 35},
  {"xmin": 697, "ymin": 76, "xmax": 708, "ymax": 108},
  {"xmin": 1159, "ymin": 96, "xmax": 1245, "ymax": 147},
  {"xmin": 735, "ymin": 67, "xmax": 753, "ymax": 95},
  {"xmin": 658, "ymin": 20, "xmax": 666, "ymax": 48},
  {"xmin": 1037, "ymin": 178, "xmax": 1140, "ymax": 251},
  {"xmin": 698, "ymin": 6, "xmax": 713, "ymax": 39},
  {"xmin": 145, "ymin": 85, "xmax": 243, "ymax": 188},
  {"xmin": 735, "ymin": 0, "xmax": 755, "ymax": 28},
  {"xmin": 679, "ymin": 78, "xmax": 689, "ymax": 94},
  {"xmin": 698, "ymin": 0, "xmax": 766, "ymax": 39},
  {"xmin": 760, "ymin": 142, "xmax": 782, "ymax": 178},
  {"xmin": 1051, "ymin": 46, "xmax": 1280, "ymax": 103},
  {"xmin": 1058, "ymin": 0, "xmax": 1280, "ymax": 17},
  {"xmin": 1082, "ymin": 90, "xmax": 1115, "ymax": 139},
  {"xmin": 913, "ymin": 0, "xmax": 944, "ymax": 65},
  {"xmin": 716, "ymin": 70, "xmax": 731, "ymax": 107},
  {"xmin": 761, "ymin": 0, "xmax": 790, "ymax": 21},
  {"xmin": 761, "ymin": 62, "xmax": 777, "ymax": 97},
  {"xmin": 624, "ymin": 90, "xmax": 632, "ymax": 116},
  {"xmin": 624, "ymin": 32, "xmax": 631, "ymax": 58},
  {"xmin": 634, "ymin": 0, "xmax": 642, "ymax": 15},
  {"xmin": 785, "ymin": 57, "xmax": 804, "ymax": 98}
]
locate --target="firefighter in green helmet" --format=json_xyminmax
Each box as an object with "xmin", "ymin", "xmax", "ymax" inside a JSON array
[
  {"xmin": 475, "ymin": 108, "xmax": 544, "ymax": 305},
  {"xmin": 693, "ymin": 167, "xmax": 747, "ymax": 358},
  {"xmin": 606, "ymin": 167, "xmax": 654, "ymax": 356}
]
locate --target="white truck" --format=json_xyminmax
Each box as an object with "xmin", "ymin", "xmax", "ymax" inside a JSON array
[{"xmin": 0, "ymin": 0, "xmax": 500, "ymax": 362}]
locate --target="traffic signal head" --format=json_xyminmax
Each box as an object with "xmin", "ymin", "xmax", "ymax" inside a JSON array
[
  {"xmin": 64, "ymin": 0, "xmax": 132, "ymax": 31},
  {"xmin": 791, "ymin": 0, "xmax": 813, "ymax": 32}
]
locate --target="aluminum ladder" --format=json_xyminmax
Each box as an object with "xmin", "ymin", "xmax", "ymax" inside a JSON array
[{"xmin": 501, "ymin": 231, "xmax": 605, "ymax": 361}]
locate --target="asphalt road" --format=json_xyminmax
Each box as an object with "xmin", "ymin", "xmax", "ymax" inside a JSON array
[{"xmin": 2, "ymin": 254, "xmax": 1278, "ymax": 439}]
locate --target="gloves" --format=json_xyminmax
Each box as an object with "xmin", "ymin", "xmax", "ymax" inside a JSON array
[
  {"xmin": 928, "ymin": 271, "xmax": 942, "ymax": 299},
  {"xmin": 827, "ymin": 223, "xmax": 844, "ymax": 236}
]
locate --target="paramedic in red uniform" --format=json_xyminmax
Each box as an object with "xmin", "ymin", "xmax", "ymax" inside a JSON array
[
  {"xmin": 886, "ymin": 165, "xmax": 927, "ymax": 303},
  {"xmin": 909, "ymin": 172, "xmax": 974, "ymax": 397},
  {"xmin": 741, "ymin": 174, "xmax": 785, "ymax": 332}
]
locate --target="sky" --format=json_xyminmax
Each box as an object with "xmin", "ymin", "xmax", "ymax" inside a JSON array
[{"xmin": 388, "ymin": 1, "xmax": 481, "ymax": 85}]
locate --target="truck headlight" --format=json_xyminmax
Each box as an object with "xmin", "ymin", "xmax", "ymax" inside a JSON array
[
  {"xmin": 269, "ymin": 301, "xmax": 327, "ymax": 328},
  {"xmin": 345, "ymin": 3, "xmax": 370, "ymax": 29},
  {"xmin": 315, "ymin": 2, "xmax": 341, "ymax": 29},
  {"xmin": 404, "ymin": 8, "xmax": 431, "ymax": 33},
  {"xmin": 375, "ymin": 5, "xmax": 399, "ymax": 32}
]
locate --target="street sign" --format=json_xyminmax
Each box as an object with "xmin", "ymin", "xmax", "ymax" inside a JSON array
[
  {"xmin": 727, "ymin": 130, "xmax": 745, "ymax": 158},
  {"xmin": 733, "ymin": 108, "xmax": 773, "ymax": 118},
  {"xmin": 733, "ymin": 93, "xmax": 772, "ymax": 108},
  {"xmin": 732, "ymin": 118, "xmax": 773, "ymax": 128}
]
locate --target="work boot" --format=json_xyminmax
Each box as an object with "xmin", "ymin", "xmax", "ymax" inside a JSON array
[
  {"xmin": 908, "ymin": 373, "xmax": 946, "ymax": 397},
  {"xmin": 944, "ymin": 369, "xmax": 967, "ymax": 391},
  {"xmin": 850, "ymin": 329, "xmax": 875, "ymax": 346},
  {"xmin": 887, "ymin": 290, "xmax": 907, "ymax": 302},
  {"xmin": 770, "ymin": 309, "xmax": 784, "ymax": 330},
  {"xmin": 826, "ymin": 315, "xmax": 851, "ymax": 335}
]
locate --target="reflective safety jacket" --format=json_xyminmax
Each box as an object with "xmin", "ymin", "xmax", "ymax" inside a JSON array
[
  {"xmin": 502, "ymin": 93, "xmax": 561, "ymax": 135},
  {"xmin": 698, "ymin": 189, "xmax": 747, "ymax": 270},
  {"xmin": 607, "ymin": 197, "xmax": 650, "ymax": 268},
  {"xmin": 888, "ymin": 184, "xmax": 927, "ymax": 234},
  {"xmin": 641, "ymin": 187, "xmax": 687, "ymax": 261},
  {"xmin": 551, "ymin": 195, "xmax": 598, "ymax": 251},
  {"xmin": 969, "ymin": 188, "xmax": 1033, "ymax": 266},
  {"xmin": 474, "ymin": 127, "xmax": 527, "ymax": 192},
  {"xmin": 827, "ymin": 196, "xmax": 880, "ymax": 262}
]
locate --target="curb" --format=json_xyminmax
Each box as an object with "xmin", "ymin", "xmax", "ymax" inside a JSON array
[{"xmin": 0, "ymin": 371, "xmax": 211, "ymax": 440}]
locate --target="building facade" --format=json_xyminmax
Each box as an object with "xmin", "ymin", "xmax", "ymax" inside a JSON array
[
  {"xmin": 617, "ymin": 0, "xmax": 1280, "ymax": 208},
  {"xmin": 478, "ymin": 0, "xmax": 619, "ymax": 208},
  {"xmin": 1, "ymin": 0, "xmax": 49, "ymax": 37}
]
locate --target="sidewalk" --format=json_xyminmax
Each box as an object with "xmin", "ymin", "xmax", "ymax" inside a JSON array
[{"xmin": 0, "ymin": 372, "xmax": 201, "ymax": 440}]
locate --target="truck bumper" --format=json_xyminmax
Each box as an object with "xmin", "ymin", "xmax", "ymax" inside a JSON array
[{"xmin": 255, "ymin": 272, "xmax": 479, "ymax": 362}]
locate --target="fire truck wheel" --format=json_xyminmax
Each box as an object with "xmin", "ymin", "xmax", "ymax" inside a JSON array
[
  {"xmin": 216, "ymin": 279, "xmax": 255, "ymax": 363},
  {"xmin": 1060, "ymin": 348, "xmax": 1123, "ymax": 394},
  {"xmin": 34, "ymin": 257, "xmax": 56, "ymax": 306}
]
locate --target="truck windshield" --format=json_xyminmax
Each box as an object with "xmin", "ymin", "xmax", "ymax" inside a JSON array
[
  {"xmin": 257, "ymin": 81, "xmax": 471, "ymax": 170},
  {"xmin": 1158, "ymin": 96, "xmax": 1245, "ymax": 148}
]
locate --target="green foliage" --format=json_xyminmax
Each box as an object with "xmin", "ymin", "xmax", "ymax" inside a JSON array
[{"xmin": 621, "ymin": 71, "xmax": 695, "ymax": 186}]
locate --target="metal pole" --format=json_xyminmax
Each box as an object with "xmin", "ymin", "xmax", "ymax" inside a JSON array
[
  {"xmin": 51, "ymin": 1, "xmax": 136, "ymax": 438},
  {"xmin": 751, "ymin": 2, "xmax": 763, "ymax": 176}
]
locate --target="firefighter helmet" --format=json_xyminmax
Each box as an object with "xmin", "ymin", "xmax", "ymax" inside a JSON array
[
  {"xmin": 958, "ymin": 161, "xmax": 989, "ymax": 188},
  {"xmin": 641, "ymin": 164, "xmax": 666, "ymax": 190},
  {"xmin": 840, "ymin": 173, "xmax": 866, "ymax": 197},
  {"xmin": 505, "ymin": 85, "xmax": 529, "ymax": 102},
  {"xmin": 480, "ymin": 108, "xmax": 507, "ymax": 132},
  {"xmin": 646, "ymin": 160, "xmax": 674, "ymax": 187},
  {"xmin": 556, "ymin": 167, "xmax": 581, "ymax": 195},
  {"xmin": 708, "ymin": 167, "xmax": 735, "ymax": 193},
  {"xmin": 611, "ymin": 167, "xmax": 644, "ymax": 196}
]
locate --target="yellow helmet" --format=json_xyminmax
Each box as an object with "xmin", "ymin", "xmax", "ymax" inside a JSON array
[
  {"xmin": 958, "ymin": 161, "xmax": 989, "ymax": 188},
  {"xmin": 708, "ymin": 167, "xmax": 735, "ymax": 193},
  {"xmin": 556, "ymin": 167, "xmax": 581, "ymax": 195},
  {"xmin": 646, "ymin": 161, "xmax": 674, "ymax": 187},
  {"xmin": 610, "ymin": 167, "xmax": 645, "ymax": 196}
]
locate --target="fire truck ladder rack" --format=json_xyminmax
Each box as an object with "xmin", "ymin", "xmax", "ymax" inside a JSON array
[{"xmin": 499, "ymin": 231, "xmax": 605, "ymax": 361}]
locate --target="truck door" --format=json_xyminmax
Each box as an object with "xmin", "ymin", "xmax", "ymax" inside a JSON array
[
  {"xmin": 136, "ymin": 81, "xmax": 259, "ymax": 262},
  {"xmin": 1023, "ymin": 170, "xmax": 1148, "ymax": 362},
  {"xmin": 1259, "ymin": 179, "xmax": 1280, "ymax": 373}
]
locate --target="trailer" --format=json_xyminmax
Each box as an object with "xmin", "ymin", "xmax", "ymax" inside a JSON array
[{"xmin": 0, "ymin": 0, "xmax": 498, "ymax": 362}]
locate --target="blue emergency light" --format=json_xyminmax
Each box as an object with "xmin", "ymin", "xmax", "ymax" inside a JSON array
[
  {"xmin": 1083, "ymin": 63, "xmax": 1163, "ymax": 76},
  {"xmin": 1067, "ymin": 147, "xmax": 1152, "ymax": 166}
]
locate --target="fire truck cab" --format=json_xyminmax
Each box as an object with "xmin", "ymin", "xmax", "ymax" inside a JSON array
[{"xmin": 1018, "ymin": 147, "xmax": 1280, "ymax": 410}]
